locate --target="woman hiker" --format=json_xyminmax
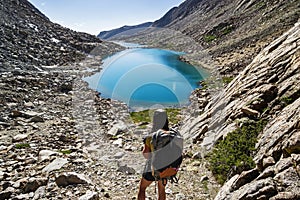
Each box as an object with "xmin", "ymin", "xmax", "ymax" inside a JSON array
[{"xmin": 137, "ymin": 109, "xmax": 169, "ymax": 200}]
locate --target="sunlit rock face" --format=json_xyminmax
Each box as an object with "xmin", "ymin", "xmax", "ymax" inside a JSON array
[{"xmin": 183, "ymin": 21, "xmax": 300, "ymax": 200}]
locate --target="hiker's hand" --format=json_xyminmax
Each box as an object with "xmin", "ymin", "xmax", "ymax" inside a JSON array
[{"xmin": 142, "ymin": 144, "xmax": 151, "ymax": 159}]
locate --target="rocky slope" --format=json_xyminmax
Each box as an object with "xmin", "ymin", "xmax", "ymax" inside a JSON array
[
  {"xmin": 98, "ymin": 22, "xmax": 153, "ymax": 40},
  {"xmin": 108, "ymin": 0, "xmax": 299, "ymax": 76},
  {"xmin": 0, "ymin": 1, "xmax": 220, "ymax": 200},
  {"xmin": 1, "ymin": 0, "xmax": 299, "ymax": 199},
  {"xmin": 107, "ymin": 0, "xmax": 300, "ymax": 198},
  {"xmin": 0, "ymin": 0, "xmax": 121, "ymax": 71},
  {"xmin": 181, "ymin": 20, "xmax": 300, "ymax": 200}
]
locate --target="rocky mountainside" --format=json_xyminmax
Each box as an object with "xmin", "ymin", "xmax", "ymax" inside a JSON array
[
  {"xmin": 161, "ymin": 0, "xmax": 299, "ymax": 74},
  {"xmin": 98, "ymin": 22, "xmax": 152, "ymax": 40},
  {"xmin": 110, "ymin": 0, "xmax": 299, "ymax": 76},
  {"xmin": 0, "ymin": 0, "xmax": 121, "ymax": 71},
  {"xmin": 1, "ymin": 0, "xmax": 299, "ymax": 199},
  {"xmin": 181, "ymin": 20, "xmax": 300, "ymax": 200},
  {"xmin": 106, "ymin": 0, "xmax": 300, "ymax": 199},
  {"xmin": 152, "ymin": 0, "xmax": 213, "ymax": 27},
  {"xmin": 0, "ymin": 0, "xmax": 219, "ymax": 199}
]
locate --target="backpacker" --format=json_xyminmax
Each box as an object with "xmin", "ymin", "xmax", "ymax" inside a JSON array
[{"xmin": 151, "ymin": 128, "xmax": 183, "ymax": 183}]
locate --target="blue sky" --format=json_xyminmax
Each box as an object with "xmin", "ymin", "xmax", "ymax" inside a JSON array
[{"xmin": 28, "ymin": 0, "xmax": 185, "ymax": 35}]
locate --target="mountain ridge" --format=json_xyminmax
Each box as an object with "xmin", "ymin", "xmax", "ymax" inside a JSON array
[
  {"xmin": 107, "ymin": 0, "xmax": 299, "ymax": 76},
  {"xmin": 98, "ymin": 22, "xmax": 152, "ymax": 40},
  {"xmin": 0, "ymin": 0, "xmax": 121, "ymax": 71}
]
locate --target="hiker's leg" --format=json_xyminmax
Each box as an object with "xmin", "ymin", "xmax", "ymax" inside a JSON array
[
  {"xmin": 157, "ymin": 180, "xmax": 166, "ymax": 200},
  {"xmin": 138, "ymin": 178, "xmax": 152, "ymax": 200}
]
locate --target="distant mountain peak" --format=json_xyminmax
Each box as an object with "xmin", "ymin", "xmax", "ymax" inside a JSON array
[{"xmin": 98, "ymin": 22, "xmax": 153, "ymax": 40}]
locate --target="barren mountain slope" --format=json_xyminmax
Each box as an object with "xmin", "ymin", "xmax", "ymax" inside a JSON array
[
  {"xmin": 111, "ymin": 0, "xmax": 299, "ymax": 76},
  {"xmin": 181, "ymin": 20, "xmax": 300, "ymax": 200},
  {"xmin": 0, "ymin": 0, "xmax": 120, "ymax": 71}
]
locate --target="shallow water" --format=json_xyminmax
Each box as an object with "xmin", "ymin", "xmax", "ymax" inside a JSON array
[{"xmin": 84, "ymin": 47, "xmax": 207, "ymax": 110}]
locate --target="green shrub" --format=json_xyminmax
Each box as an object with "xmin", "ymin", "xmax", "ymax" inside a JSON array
[
  {"xmin": 15, "ymin": 143, "xmax": 30, "ymax": 149},
  {"xmin": 208, "ymin": 120, "xmax": 266, "ymax": 184},
  {"xmin": 222, "ymin": 26, "xmax": 234, "ymax": 35},
  {"xmin": 280, "ymin": 96, "xmax": 293, "ymax": 106},
  {"xmin": 222, "ymin": 76, "xmax": 234, "ymax": 85},
  {"xmin": 59, "ymin": 149, "xmax": 72, "ymax": 154},
  {"xmin": 204, "ymin": 35, "xmax": 217, "ymax": 43}
]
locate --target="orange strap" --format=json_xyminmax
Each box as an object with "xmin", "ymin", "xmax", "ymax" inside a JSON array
[{"xmin": 159, "ymin": 168, "xmax": 178, "ymax": 178}]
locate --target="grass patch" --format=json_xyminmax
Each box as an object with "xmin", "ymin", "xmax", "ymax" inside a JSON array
[
  {"xmin": 255, "ymin": 1, "xmax": 266, "ymax": 9},
  {"xmin": 280, "ymin": 96, "xmax": 294, "ymax": 106},
  {"xmin": 222, "ymin": 26, "xmax": 234, "ymax": 35},
  {"xmin": 202, "ymin": 180, "xmax": 209, "ymax": 192},
  {"xmin": 130, "ymin": 108, "xmax": 181, "ymax": 126},
  {"xmin": 222, "ymin": 76, "xmax": 234, "ymax": 85},
  {"xmin": 130, "ymin": 110, "xmax": 151, "ymax": 124},
  {"xmin": 208, "ymin": 120, "xmax": 266, "ymax": 184},
  {"xmin": 15, "ymin": 143, "xmax": 30, "ymax": 149},
  {"xmin": 203, "ymin": 35, "xmax": 217, "ymax": 43},
  {"xmin": 59, "ymin": 149, "xmax": 72, "ymax": 154}
]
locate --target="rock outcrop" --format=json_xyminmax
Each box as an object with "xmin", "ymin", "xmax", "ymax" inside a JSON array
[
  {"xmin": 0, "ymin": 0, "xmax": 121, "ymax": 71},
  {"xmin": 181, "ymin": 20, "xmax": 300, "ymax": 200}
]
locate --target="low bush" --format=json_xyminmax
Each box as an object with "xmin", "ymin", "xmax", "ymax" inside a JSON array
[
  {"xmin": 15, "ymin": 143, "xmax": 30, "ymax": 149},
  {"xmin": 208, "ymin": 120, "xmax": 266, "ymax": 184}
]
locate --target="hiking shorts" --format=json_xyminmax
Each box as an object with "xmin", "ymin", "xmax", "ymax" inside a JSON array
[{"xmin": 142, "ymin": 159, "xmax": 155, "ymax": 181}]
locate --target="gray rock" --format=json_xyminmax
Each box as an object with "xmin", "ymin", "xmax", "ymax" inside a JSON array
[
  {"xmin": 13, "ymin": 193, "xmax": 31, "ymax": 200},
  {"xmin": 230, "ymin": 178, "xmax": 277, "ymax": 200},
  {"xmin": 273, "ymin": 167, "xmax": 299, "ymax": 189},
  {"xmin": 0, "ymin": 188, "xmax": 13, "ymax": 200},
  {"xmin": 192, "ymin": 124, "xmax": 208, "ymax": 143},
  {"xmin": 55, "ymin": 172, "xmax": 92, "ymax": 187},
  {"xmin": 33, "ymin": 186, "xmax": 46, "ymax": 200},
  {"xmin": 274, "ymin": 157, "xmax": 293, "ymax": 174},
  {"xmin": 270, "ymin": 191, "xmax": 300, "ymax": 200},
  {"xmin": 191, "ymin": 21, "xmax": 300, "ymax": 200},
  {"xmin": 262, "ymin": 156, "xmax": 275, "ymax": 169},
  {"xmin": 42, "ymin": 158, "xmax": 69, "ymax": 173},
  {"xmin": 117, "ymin": 164, "xmax": 136, "ymax": 175},
  {"xmin": 23, "ymin": 177, "xmax": 48, "ymax": 193},
  {"xmin": 29, "ymin": 116, "xmax": 44, "ymax": 123},
  {"xmin": 112, "ymin": 138, "xmax": 123, "ymax": 148},
  {"xmin": 38, "ymin": 150, "xmax": 58, "ymax": 161},
  {"xmin": 79, "ymin": 190, "xmax": 99, "ymax": 200},
  {"xmin": 107, "ymin": 123, "xmax": 127, "ymax": 137},
  {"xmin": 214, "ymin": 175, "xmax": 239, "ymax": 200},
  {"xmin": 241, "ymin": 107, "xmax": 260, "ymax": 118},
  {"xmin": 13, "ymin": 134, "xmax": 28, "ymax": 142},
  {"xmin": 231, "ymin": 168, "xmax": 259, "ymax": 191},
  {"xmin": 256, "ymin": 166, "xmax": 274, "ymax": 180},
  {"xmin": 175, "ymin": 193, "xmax": 186, "ymax": 200},
  {"xmin": 192, "ymin": 152, "xmax": 202, "ymax": 159},
  {"xmin": 113, "ymin": 152, "xmax": 125, "ymax": 159}
]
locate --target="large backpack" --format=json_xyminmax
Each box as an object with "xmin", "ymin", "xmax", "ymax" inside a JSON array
[{"xmin": 151, "ymin": 129, "xmax": 183, "ymax": 183}]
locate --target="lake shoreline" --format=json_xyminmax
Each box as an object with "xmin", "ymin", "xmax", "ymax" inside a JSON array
[{"xmin": 84, "ymin": 42, "xmax": 208, "ymax": 111}]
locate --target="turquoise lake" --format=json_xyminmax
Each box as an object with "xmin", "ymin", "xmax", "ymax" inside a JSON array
[{"xmin": 84, "ymin": 47, "xmax": 208, "ymax": 110}]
